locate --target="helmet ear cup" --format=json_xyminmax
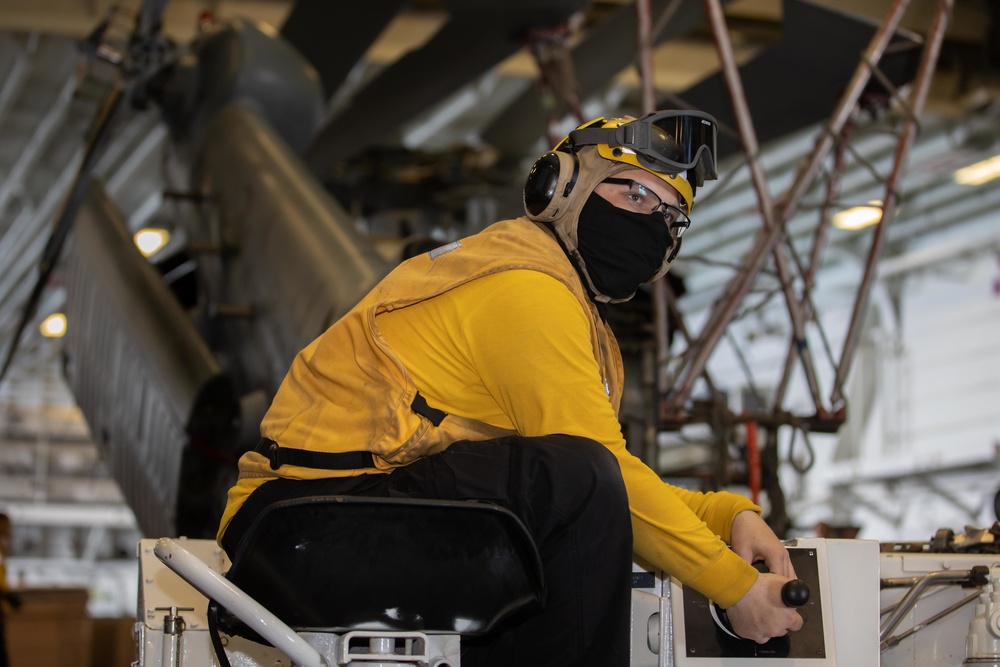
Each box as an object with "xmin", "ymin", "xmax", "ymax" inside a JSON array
[{"xmin": 523, "ymin": 151, "xmax": 579, "ymax": 222}]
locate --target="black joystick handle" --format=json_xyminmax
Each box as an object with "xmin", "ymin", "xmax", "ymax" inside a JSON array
[{"xmin": 781, "ymin": 579, "xmax": 810, "ymax": 607}]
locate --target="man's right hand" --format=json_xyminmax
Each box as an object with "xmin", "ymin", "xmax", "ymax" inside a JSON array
[{"xmin": 725, "ymin": 572, "xmax": 804, "ymax": 643}]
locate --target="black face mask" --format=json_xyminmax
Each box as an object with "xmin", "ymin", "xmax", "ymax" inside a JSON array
[{"xmin": 575, "ymin": 191, "xmax": 674, "ymax": 300}]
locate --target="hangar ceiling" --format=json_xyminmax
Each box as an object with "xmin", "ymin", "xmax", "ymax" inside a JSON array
[{"xmin": 0, "ymin": 0, "xmax": 998, "ymax": 555}]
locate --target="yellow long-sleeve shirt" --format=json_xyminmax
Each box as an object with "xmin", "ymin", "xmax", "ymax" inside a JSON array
[{"xmin": 377, "ymin": 268, "xmax": 759, "ymax": 606}]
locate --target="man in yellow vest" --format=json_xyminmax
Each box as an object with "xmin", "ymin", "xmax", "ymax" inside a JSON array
[{"xmin": 218, "ymin": 110, "xmax": 803, "ymax": 666}]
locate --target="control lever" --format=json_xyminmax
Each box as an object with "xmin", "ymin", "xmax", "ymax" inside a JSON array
[
  {"xmin": 711, "ymin": 561, "xmax": 810, "ymax": 639},
  {"xmin": 781, "ymin": 577, "xmax": 810, "ymax": 607}
]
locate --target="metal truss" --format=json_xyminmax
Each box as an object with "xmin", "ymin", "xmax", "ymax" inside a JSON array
[{"xmin": 631, "ymin": 0, "xmax": 955, "ymax": 528}]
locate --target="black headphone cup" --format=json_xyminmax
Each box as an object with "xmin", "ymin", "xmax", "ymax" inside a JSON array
[
  {"xmin": 523, "ymin": 151, "xmax": 578, "ymax": 220},
  {"xmin": 523, "ymin": 153, "xmax": 562, "ymax": 216}
]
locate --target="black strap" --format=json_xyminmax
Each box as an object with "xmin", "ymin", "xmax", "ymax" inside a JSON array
[
  {"xmin": 253, "ymin": 392, "xmax": 446, "ymax": 471},
  {"xmin": 207, "ymin": 600, "xmax": 235, "ymax": 667},
  {"xmin": 411, "ymin": 391, "xmax": 446, "ymax": 426},
  {"xmin": 254, "ymin": 438, "xmax": 375, "ymax": 471}
]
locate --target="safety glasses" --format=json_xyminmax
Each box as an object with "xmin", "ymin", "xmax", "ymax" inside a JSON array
[{"xmin": 602, "ymin": 177, "xmax": 691, "ymax": 238}]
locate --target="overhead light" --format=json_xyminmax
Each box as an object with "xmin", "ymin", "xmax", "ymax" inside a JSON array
[
  {"xmin": 954, "ymin": 154, "xmax": 1000, "ymax": 186},
  {"xmin": 40, "ymin": 313, "xmax": 67, "ymax": 338},
  {"xmin": 134, "ymin": 228, "xmax": 170, "ymax": 257},
  {"xmin": 833, "ymin": 201, "xmax": 884, "ymax": 231}
]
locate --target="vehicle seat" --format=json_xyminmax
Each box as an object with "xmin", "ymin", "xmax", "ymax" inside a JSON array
[{"xmin": 217, "ymin": 495, "xmax": 546, "ymax": 635}]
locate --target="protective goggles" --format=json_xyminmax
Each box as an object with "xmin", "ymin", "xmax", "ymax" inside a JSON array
[{"xmin": 566, "ymin": 110, "xmax": 719, "ymax": 186}]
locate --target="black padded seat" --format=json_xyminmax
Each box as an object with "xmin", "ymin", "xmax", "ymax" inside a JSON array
[{"xmin": 221, "ymin": 495, "xmax": 545, "ymax": 635}]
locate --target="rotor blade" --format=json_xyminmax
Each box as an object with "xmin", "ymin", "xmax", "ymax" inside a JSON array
[
  {"xmin": 479, "ymin": 0, "xmax": 714, "ymax": 157},
  {"xmin": 304, "ymin": 1, "xmax": 588, "ymax": 174},
  {"xmin": 0, "ymin": 83, "xmax": 129, "ymax": 383},
  {"xmin": 280, "ymin": 0, "xmax": 409, "ymax": 98}
]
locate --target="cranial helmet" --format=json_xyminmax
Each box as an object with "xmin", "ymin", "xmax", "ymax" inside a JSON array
[{"xmin": 523, "ymin": 110, "xmax": 719, "ymax": 300}]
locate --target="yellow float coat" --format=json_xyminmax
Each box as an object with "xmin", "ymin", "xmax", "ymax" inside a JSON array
[{"xmin": 220, "ymin": 217, "xmax": 759, "ymax": 607}]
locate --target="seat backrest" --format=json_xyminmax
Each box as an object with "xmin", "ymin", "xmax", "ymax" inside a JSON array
[{"xmin": 223, "ymin": 495, "xmax": 545, "ymax": 635}]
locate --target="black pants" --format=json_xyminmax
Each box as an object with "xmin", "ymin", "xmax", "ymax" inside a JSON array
[{"xmin": 222, "ymin": 434, "xmax": 634, "ymax": 667}]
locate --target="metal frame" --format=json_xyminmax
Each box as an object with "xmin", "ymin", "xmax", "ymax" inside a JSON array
[{"xmin": 630, "ymin": 0, "xmax": 955, "ymax": 497}]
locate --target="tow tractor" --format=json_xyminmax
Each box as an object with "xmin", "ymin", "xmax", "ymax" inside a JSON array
[{"xmin": 133, "ymin": 496, "xmax": 1000, "ymax": 667}]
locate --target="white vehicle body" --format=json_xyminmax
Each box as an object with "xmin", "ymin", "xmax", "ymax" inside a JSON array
[{"xmin": 134, "ymin": 533, "xmax": 1000, "ymax": 667}]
